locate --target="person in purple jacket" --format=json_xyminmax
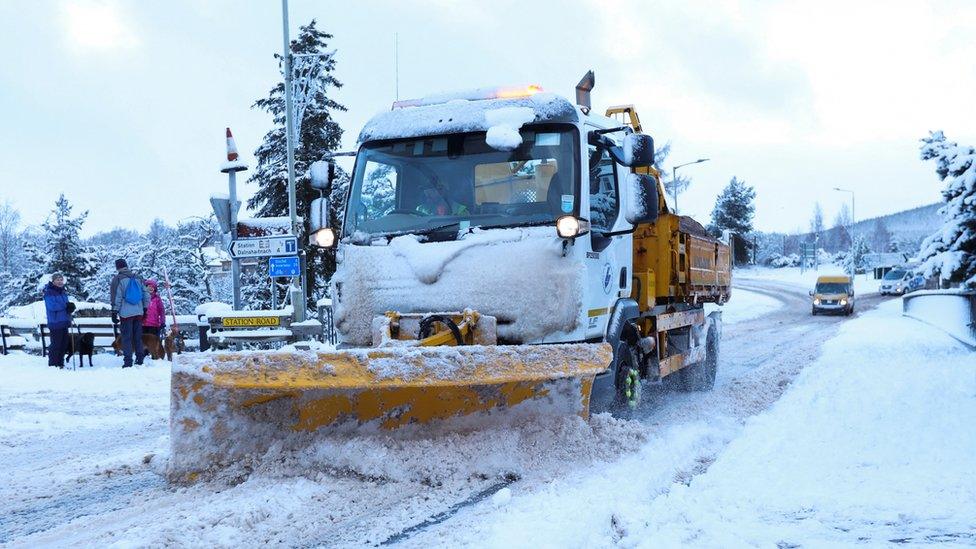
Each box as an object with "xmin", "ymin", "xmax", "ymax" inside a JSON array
[{"xmin": 43, "ymin": 273, "xmax": 75, "ymax": 368}]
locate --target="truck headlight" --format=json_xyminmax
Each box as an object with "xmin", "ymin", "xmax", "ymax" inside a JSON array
[
  {"xmin": 813, "ymin": 298, "xmax": 821, "ymax": 305},
  {"xmin": 556, "ymin": 216, "xmax": 589, "ymax": 238},
  {"xmin": 840, "ymin": 299, "xmax": 848, "ymax": 306},
  {"xmin": 310, "ymin": 227, "xmax": 336, "ymax": 248}
]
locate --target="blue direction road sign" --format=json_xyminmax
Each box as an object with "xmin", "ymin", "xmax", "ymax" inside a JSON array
[{"xmin": 269, "ymin": 256, "xmax": 301, "ymax": 278}]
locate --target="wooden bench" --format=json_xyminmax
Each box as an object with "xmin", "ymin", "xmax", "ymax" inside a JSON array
[
  {"xmin": 1, "ymin": 324, "xmax": 27, "ymax": 355},
  {"xmin": 39, "ymin": 319, "xmax": 119, "ymax": 356}
]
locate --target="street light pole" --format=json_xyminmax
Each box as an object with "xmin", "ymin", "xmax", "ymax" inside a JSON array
[
  {"xmin": 671, "ymin": 158, "xmax": 710, "ymax": 214},
  {"xmin": 281, "ymin": 0, "xmax": 305, "ymax": 321},
  {"xmin": 834, "ymin": 187, "xmax": 855, "ymax": 277}
]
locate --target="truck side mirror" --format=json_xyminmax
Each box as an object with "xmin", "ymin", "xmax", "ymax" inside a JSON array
[
  {"xmin": 808, "ymin": 290, "xmax": 814, "ymax": 296},
  {"xmin": 624, "ymin": 173, "xmax": 659, "ymax": 224},
  {"xmin": 622, "ymin": 133, "xmax": 655, "ymax": 168},
  {"xmin": 589, "ymin": 132, "xmax": 655, "ymax": 168},
  {"xmin": 310, "ymin": 197, "xmax": 330, "ymax": 231},
  {"xmin": 309, "ymin": 160, "xmax": 335, "ymax": 191}
]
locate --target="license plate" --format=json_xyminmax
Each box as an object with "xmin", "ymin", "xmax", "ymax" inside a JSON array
[{"xmin": 222, "ymin": 317, "xmax": 280, "ymax": 327}]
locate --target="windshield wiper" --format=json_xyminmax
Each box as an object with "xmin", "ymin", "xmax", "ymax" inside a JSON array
[
  {"xmin": 369, "ymin": 221, "xmax": 469, "ymax": 242},
  {"xmin": 478, "ymin": 220, "xmax": 552, "ymax": 230}
]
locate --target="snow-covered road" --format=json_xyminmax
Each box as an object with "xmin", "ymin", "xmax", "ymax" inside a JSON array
[{"xmin": 2, "ymin": 278, "xmax": 971, "ymax": 547}]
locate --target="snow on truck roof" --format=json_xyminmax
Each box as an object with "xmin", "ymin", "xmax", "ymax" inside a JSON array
[{"xmin": 358, "ymin": 91, "xmax": 580, "ymax": 144}]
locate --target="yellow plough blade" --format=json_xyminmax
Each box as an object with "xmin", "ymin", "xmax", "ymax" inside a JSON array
[{"xmin": 169, "ymin": 343, "xmax": 611, "ymax": 481}]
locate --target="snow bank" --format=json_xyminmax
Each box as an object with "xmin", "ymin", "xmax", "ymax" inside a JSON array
[
  {"xmin": 332, "ymin": 227, "xmax": 583, "ymax": 346},
  {"xmin": 903, "ymin": 289, "xmax": 976, "ymax": 346},
  {"xmin": 0, "ymin": 352, "xmax": 170, "ymax": 440},
  {"xmin": 484, "ymin": 106, "xmax": 535, "ymax": 150},
  {"xmin": 358, "ymin": 93, "xmax": 578, "ymax": 144},
  {"xmin": 626, "ymin": 299, "xmax": 976, "ymax": 545}
]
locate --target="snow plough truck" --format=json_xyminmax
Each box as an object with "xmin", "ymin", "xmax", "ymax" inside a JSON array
[{"xmin": 169, "ymin": 74, "xmax": 731, "ymax": 481}]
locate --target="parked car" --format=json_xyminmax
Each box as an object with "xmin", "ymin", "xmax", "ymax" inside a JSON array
[
  {"xmin": 879, "ymin": 268, "xmax": 925, "ymax": 295},
  {"xmin": 810, "ymin": 275, "xmax": 855, "ymax": 316}
]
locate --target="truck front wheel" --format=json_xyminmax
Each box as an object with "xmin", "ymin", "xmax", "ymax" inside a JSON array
[
  {"xmin": 610, "ymin": 343, "xmax": 642, "ymax": 417},
  {"xmin": 679, "ymin": 330, "xmax": 718, "ymax": 392}
]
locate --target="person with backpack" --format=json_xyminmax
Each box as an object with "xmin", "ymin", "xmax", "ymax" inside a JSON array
[
  {"xmin": 142, "ymin": 279, "xmax": 166, "ymax": 338},
  {"xmin": 109, "ymin": 259, "xmax": 150, "ymax": 368},
  {"xmin": 43, "ymin": 273, "xmax": 75, "ymax": 368}
]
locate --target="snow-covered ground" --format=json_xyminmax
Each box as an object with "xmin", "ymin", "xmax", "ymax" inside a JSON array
[
  {"xmin": 407, "ymin": 301, "xmax": 976, "ymax": 547},
  {"xmin": 706, "ymin": 287, "xmax": 781, "ymax": 324},
  {"xmin": 736, "ymin": 265, "xmax": 881, "ymax": 295},
  {"xmin": 3, "ymin": 283, "xmax": 970, "ymax": 547}
]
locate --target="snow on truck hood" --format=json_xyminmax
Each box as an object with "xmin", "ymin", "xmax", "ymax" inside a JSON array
[
  {"xmin": 358, "ymin": 93, "xmax": 579, "ymax": 144},
  {"xmin": 331, "ymin": 227, "xmax": 584, "ymax": 346}
]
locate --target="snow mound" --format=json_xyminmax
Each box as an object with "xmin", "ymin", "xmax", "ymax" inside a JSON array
[
  {"xmin": 484, "ymin": 106, "xmax": 535, "ymax": 150},
  {"xmin": 332, "ymin": 227, "xmax": 583, "ymax": 346}
]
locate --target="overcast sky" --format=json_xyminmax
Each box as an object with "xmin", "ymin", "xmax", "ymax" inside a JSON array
[{"xmin": 2, "ymin": 0, "xmax": 975, "ymax": 236}]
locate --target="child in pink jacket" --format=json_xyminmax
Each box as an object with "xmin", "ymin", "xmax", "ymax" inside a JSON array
[{"xmin": 143, "ymin": 279, "xmax": 167, "ymax": 337}]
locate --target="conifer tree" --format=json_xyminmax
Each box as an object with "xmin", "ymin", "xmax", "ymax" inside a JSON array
[
  {"xmin": 41, "ymin": 194, "xmax": 94, "ymax": 299},
  {"xmin": 248, "ymin": 20, "xmax": 347, "ymax": 307},
  {"xmin": 918, "ymin": 131, "xmax": 976, "ymax": 287},
  {"xmin": 709, "ymin": 177, "xmax": 757, "ymax": 264}
]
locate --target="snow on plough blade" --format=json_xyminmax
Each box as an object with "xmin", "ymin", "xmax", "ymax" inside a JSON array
[{"xmin": 168, "ymin": 343, "xmax": 611, "ymax": 481}]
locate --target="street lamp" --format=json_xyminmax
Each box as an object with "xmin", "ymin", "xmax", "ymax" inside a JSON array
[
  {"xmin": 833, "ymin": 187, "xmax": 855, "ymax": 277},
  {"xmin": 672, "ymin": 158, "xmax": 709, "ymax": 214}
]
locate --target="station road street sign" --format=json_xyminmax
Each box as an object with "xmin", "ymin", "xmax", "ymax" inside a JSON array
[
  {"xmin": 229, "ymin": 235, "xmax": 298, "ymax": 258},
  {"xmin": 269, "ymin": 256, "xmax": 301, "ymax": 277}
]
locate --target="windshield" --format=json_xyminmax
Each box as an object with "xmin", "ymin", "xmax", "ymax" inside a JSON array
[
  {"xmin": 816, "ymin": 282, "xmax": 850, "ymax": 294},
  {"xmin": 883, "ymin": 270, "xmax": 906, "ymax": 280},
  {"xmin": 344, "ymin": 125, "xmax": 579, "ymax": 238}
]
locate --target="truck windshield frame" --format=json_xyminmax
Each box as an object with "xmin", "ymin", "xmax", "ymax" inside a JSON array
[{"xmin": 343, "ymin": 124, "xmax": 580, "ymax": 239}]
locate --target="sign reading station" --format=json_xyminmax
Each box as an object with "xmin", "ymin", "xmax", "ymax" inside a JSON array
[
  {"xmin": 222, "ymin": 316, "xmax": 281, "ymax": 327},
  {"xmin": 229, "ymin": 235, "xmax": 298, "ymax": 258}
]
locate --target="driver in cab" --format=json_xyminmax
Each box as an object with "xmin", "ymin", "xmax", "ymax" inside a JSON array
[{"xmin": 415, "ymin": 181, "xmax": 469, "ymax": 216}]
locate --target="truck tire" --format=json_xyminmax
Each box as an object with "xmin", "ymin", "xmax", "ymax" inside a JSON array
[
  {"xmin": 679, "ymin": 330, "xmax": 718, "ymax": 392},
  {"xmin": 610, "ymin": 342, "xmax": 642, "ymax": 417}
]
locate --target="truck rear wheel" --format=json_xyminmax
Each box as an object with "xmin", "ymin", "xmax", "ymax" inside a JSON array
[{"xmin": 679, "ymin": 330, "xmax": 718, "ymax": 392}]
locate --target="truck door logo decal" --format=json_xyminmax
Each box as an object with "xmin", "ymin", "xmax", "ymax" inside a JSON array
[{"xmin": 602, "ymin": 263, "xmax": 613, "ymax": 294}]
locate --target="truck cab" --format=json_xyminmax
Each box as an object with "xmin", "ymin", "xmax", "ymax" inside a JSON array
[
  {"xmin": 811, "ymin": 275, "xmax": 854, "ymax": 316},
  {"xmin": 308, "ymin": 84, "xmax": 730, "ymax": 412}
]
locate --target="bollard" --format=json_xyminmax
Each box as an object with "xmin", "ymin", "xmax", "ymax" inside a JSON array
[{"xmin": 198, "ymin": 324, "xmax": 210, "ymax": 352}]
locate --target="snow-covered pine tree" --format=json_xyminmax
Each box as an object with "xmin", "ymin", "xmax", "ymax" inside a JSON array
[
  {"xmin": 40, "ymin": 194, "xmax": 95, "ymax": 299},
  {"xmin": 709, "ymin": 177, "xmax": 756, "ymax": 264},
  {"xmin": 248, "ymin": 20, "xmax": 347, "ymax": 309},
  {"xmin": 9, "ymin": 239, "xmax": 50, "ymax": 306},
  {"xmin": 843, "ymin": 235, "xmax": 870, "ymax": 275},
  {"xmin": 127, "ymin": 217, "xmax": 222, "ymax": 314},
  {"xmin": 240, "ymin": 261, "xmax": 275, "ymax": 311},
  {"xmin": 917, "ymin": 130, "xmax": 976, "ymax": 287}
]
